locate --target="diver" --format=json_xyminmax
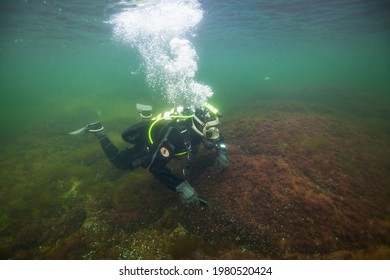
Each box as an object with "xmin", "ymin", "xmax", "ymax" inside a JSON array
[{"xmin": 70, "ymin": 102, "xmax": 229, "ymax": 207}]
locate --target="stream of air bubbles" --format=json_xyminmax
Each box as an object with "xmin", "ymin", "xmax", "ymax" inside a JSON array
[{"xmin": 108, "ymin": 0, "xmax": 213, "ymax": 106}]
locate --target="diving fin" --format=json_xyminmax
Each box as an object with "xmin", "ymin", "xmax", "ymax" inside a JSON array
[
  {"xmin": 199, "ymin": 198, "xmax": 208, "ymax": 207},
  {"xmin": 69, "ymin": 126, "xmax": 87, "ymax": 135},
  {"xmin": 136, "ymin": 103, "xmax": 153, "ymax": 119},
  {"xmin": 69, "ymin": 122, "xmax": 104, "ymax": 135}
]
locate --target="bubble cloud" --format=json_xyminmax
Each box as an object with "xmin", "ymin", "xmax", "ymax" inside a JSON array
[{"xmin": 109, "ymin": 0, "xmax": 213, "ymax": 106}]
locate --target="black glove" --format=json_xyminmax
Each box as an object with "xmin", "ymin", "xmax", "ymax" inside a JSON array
[
  {"xmin": 215, "ymin": 151, "xmax": 229, "ymax": 172},
  {"xmin": 176, "ymin": 181, "xmax": 200, "ymax": 207}
]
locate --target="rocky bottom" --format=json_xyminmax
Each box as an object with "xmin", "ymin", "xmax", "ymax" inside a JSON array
[{"xmin": 0, "ymin": 106, "xmax": 389, "ymax": 259}]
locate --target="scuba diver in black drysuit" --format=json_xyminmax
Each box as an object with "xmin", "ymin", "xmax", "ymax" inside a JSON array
[{"xmin": 70, "ymin": 102, "xmax": 229, "ymax": 207}]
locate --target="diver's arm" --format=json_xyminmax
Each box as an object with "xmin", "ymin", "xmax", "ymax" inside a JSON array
[
  {"xmin": 213, "ymin": 135, "xmax": 229, "ymax": 172},
  {"xmin": 214, "ymin": 136, "xmax": 227, "ymax": 154}
]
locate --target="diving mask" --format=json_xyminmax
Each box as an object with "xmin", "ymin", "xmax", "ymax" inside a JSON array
[{"xmin": 192, "ymin": 103, "xmax": 221, "ymax": 139}]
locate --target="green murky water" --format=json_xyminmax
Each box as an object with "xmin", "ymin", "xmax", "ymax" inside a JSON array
[{"xmin": 0, "ymin": 0, "xmax": 389, "ymax": 259}]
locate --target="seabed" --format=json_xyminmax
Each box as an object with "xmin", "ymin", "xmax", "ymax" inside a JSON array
[{"xmin": 0, "ymin": 90, "xmax": 389, "ymax": 260}]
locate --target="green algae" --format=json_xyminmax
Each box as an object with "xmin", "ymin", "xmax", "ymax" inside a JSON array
[
  {"xmin": 0, "ymin": 96, "xmax": 390, "ymax": 260},
  {"xmin": 339, "ymin": 152, "xmax": 356, "ymax": 172},
  {"xmin": 306, "ymin": 136, "xmax": 327, "ymax": 151},
  {"xmin": 0, "ymin": 210, "xmax": 7, "ymax": 233}
]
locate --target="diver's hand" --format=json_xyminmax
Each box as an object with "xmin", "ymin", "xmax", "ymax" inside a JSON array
[
  {"xmin": 215, "ymin": 152, "xmax": 229, "ymax": 172},
  {"xmin": 176, "ymin": 181, "xmax": 201, "ymax": 207}
]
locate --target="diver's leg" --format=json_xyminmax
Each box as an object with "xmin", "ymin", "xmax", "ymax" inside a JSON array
[
  {"xmin": 94, "ymin": 131, "xmax": 120, "ymax": 162},
  {"xmin": 85, "ymin": 122, "xmax": 137, "ymax": 170},
  {"xmin": 70, "ymin": 121, "xmax": 139, "ymax": 170},
  {"xmin": 96, "ymin": 132, "xmax": 144, "ymax": 170}
]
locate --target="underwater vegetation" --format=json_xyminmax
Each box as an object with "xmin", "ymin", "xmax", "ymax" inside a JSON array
[{"xmin": 0, "ymin": 94, "xmax": 389, "ymax": 260}]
